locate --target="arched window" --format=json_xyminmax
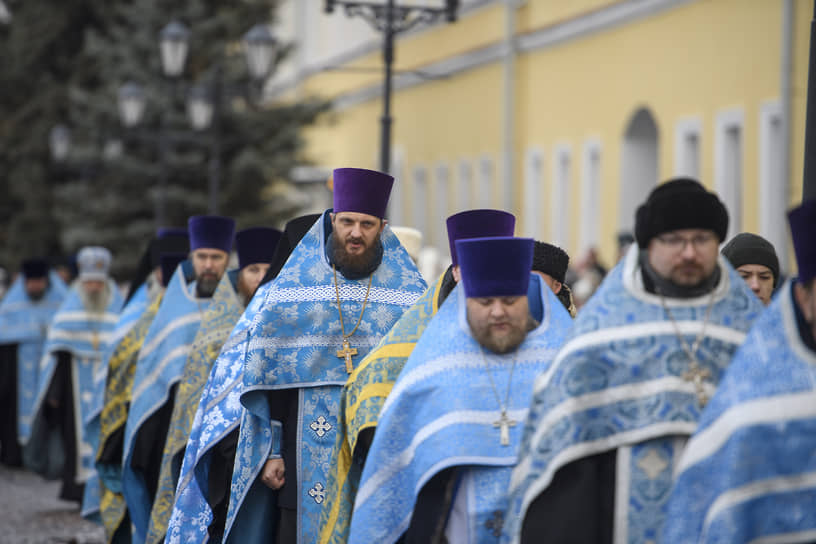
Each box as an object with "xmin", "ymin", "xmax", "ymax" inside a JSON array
[{"xmin": 619, "ymin": 107, "xmax": 659, "ymax": 231}]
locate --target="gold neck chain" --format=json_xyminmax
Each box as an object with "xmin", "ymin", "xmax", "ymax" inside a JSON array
[
  {"xmin": 657, "ymin": 288, "xmax": 717, "ymax": 407},
  {"xmin": 333, "ymin": 265, "xmax": 373, "ymax": 373}
]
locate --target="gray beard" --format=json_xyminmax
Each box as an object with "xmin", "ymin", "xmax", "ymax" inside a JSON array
[{"xmin": 80, "ymin": 286, "xmax": 110, "ymax": 313}]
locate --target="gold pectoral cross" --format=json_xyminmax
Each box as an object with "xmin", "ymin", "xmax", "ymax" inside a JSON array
[
  {"xmin": 336, "ymin": 338, "xmax": 358, "ymax": 374},
  {"xmin": 493, "ymin": 410, "xmax": 517, "ymax": 446},
  {"xmin": 91, "ymin": 331, "xmax": 100, "ymax": 351},
  {"xmin": 683, "ymin": 360, "xmax": 712, "ymax": 407}
]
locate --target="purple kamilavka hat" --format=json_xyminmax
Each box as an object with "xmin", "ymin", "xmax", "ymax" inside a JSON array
[
  {"xmin": 788, "ymin": 199, "xmax": 816, "ymax": 284},
  {"xmin": 188, "ymin": 215, "xmax": 236, "ymax": 253},
  {"xmin": 332, "ymin": 168, "xmax": 394, "ymax": 219},
  {"xmin": 455, "ymin": 236, "xmax": 534, "ymax": 298},
  {"xmin": 446, "ymin": 209, "xmax": 516, "ymax": 266}
]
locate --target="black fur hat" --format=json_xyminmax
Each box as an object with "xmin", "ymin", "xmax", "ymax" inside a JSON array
[
  {"xmin": 635, "ymin": 178, "xmax": 728, "ymax": 249},
  {"xmin": 532, "ymin": 242, "xmax": 569, "ymax": 284}
]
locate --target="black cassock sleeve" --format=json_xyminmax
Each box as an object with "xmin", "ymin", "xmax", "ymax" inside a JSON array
[
  {"xmin": 268, "ymin": 388, "xmax": 299, "ymax": 510},
  {"xmin": 520, "ymin": 450, "xmax": 616, "ymax": 544}
]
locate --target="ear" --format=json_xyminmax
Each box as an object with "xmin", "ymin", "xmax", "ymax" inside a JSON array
[
  {"xmin": 552, "ymin": 280, "xmax": 563, "ymax": 294},
  {"xmin": 379, "ymin": 218, "xmax": 387, "ymax": 233},
  {"xmin": 794, "ymin": 282, "xmax": 814, "ymax": 322}
]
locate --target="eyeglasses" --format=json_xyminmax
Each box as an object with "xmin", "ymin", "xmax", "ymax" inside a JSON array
[{"xmin": 655, "ymin": 232, "xmax": 717, "ymax": 251}]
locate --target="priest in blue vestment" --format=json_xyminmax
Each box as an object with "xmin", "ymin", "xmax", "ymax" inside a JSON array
[
  {"xmin": 145, "ymin": 226, "xmax": 281, "ymax": 544},
  {"xmin": 225, "ymin": 168, "xmax": 427, "ymax": 544},
  {"xmin": 122, "ymin": 215, "xmax": 234, "ymax": 543},
  {"xmin": 0, "ymin": 259, "xmax": 67, "ymax": 467},
  {"xmin": 663, "ymin": 199, "xmax": 816, "ymax": 543},
  {"xmin": 319, "ymin": 208, "xmax": 517, "ymax": 544},
  {"xmin": 503, "ymin": 178, "xmax": 765, "ymax": 544},
  {"xmin": 349, "ymin": 236, "xmax": 572, "ymax": 544},
  {"xmin": 166, "ymin": 214, "xmax": 319, "ymax": 544},
  {"xmin": 28, "ymin": 247, "xmax": 123, "ymax": 504}
]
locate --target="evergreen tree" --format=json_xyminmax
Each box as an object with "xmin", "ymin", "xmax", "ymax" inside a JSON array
[{"xmin": 0, "ymin": 0, "xmax": 328, "ymax": 278}]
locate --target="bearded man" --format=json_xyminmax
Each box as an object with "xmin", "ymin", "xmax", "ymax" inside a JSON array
[
  {"xmin": 663, "ymin": 200, "xmax": 816, "ymax": 542},
  {"xmin": 223, "ymin": 168, "xmax": 427, "ymax": 544},
  {"xmin": 504, "ymin": 178, "xmax": 765, "ymax": 544},
  {"xmin": 0, "ymin": 259, "xmax": 67, "ymax": 467},
  {"xmin": 167, "ymin": 214, "xmax": 319, "ymax": 544},
  {"xmin": 145, "ymin": 226, "xmax": 281, "ymax": 544},
  {"xmin": 348, "ymin": 236, "xmax": 572, "ymax": 543},
  {"xmin": 28, "ymin": 247, "xmax": 123, "ymax": 505},
  {"xmin": 319, "ymin": 208, "xmax": 516, "ymax": 544},
  {"xmin": 122, "ymin": 215, "xmax": 234, "ymax": 543},
  {"xmin": 721, "ymin": 232, "xmax": 781, "ymax": 305}
]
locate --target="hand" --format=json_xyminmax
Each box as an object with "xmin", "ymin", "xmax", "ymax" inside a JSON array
[{"xmin": 261, "ymin": 458, "xmax": 285, "ymax": 490}]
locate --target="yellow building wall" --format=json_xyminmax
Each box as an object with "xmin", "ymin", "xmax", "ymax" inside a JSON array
[{"xmin": 296, "ymin": 0, "xmax": 811, "ymax": 267}]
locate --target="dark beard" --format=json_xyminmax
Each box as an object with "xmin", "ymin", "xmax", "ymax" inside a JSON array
[
  {"xmin": 26, "ymin": 289, "xmax": 46, "ymax": 302},
  {"xmin": 328, "ymin": 230, "xmax": 384, "ymax": 280},
  {"xmin": 196, "ymin": 274, "xmax": 219, "ymax": 298}
]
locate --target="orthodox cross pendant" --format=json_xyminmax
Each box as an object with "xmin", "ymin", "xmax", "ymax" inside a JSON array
[
  {"xmin": 683, "ymin": 359, "xmax": 711, "ymax": 407},
  {"xmin": 91, "ymin": 331, "xmax": 100, "ymax": 351},
  {"xmin": 493, "ymin": 410, "xmax": 516, "ymax": 446},
  {"xmin": 336, "ymin": 338, "xmax": 358, "ymax": 374}
]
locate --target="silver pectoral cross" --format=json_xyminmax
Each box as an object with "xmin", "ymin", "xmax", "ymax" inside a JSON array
[
  {"xmin": 493, "ymin": 410, "xmax": 517, "ymax": 446},
  {"xmin": 683, "ymin": 360, "xmax": 712, "ymax": 407}
]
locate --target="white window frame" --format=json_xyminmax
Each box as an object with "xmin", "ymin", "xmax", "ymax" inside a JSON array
[
  {"xmin": 551, "ymin": 143, "xmax": 572, "ymax": 248},
  {"xmin": 523, "ymin": 147, "xmax": 544, "ymax": 237},
  {"xmin": 674, "ymin": 117, "xmax": 702, "ymax": 179},
  {"xmin": 477, "ymin": 155, "xmax": 493, "ymax": 208},
  {"xmin": 412, "ymin": 165, "xmax": 428, "ymax": 237},
  {"xmin": 715, "ymin": 108, "xmax": 745, "ymax": 239},
  {"xmin": 434, "ymin": 161, "xmax": 451, "ymax": 249},
  {"xmin": 580, "ymin": 138, "xmax": 602, "ymax": 252},
  {"xmin": 457, "ymin": 158, "xmax": 474, "ymax": 212}
]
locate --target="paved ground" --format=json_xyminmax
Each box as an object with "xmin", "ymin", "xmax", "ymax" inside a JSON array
[{"xmin": 0, "ymin": 465, "xmax": 105, "ymax": 544}]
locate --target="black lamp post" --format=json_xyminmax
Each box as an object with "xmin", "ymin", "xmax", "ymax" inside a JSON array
[
  {"xmin": 803, "ymin": 1, "xmax": 816, "ymax": 201},
  {"xmin": 324, "ymin": 0, "xmax": 459, "ymax": 174}
]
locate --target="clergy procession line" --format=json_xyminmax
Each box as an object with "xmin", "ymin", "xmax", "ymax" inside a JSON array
[{"xmin": 0, "ymin": 169, "xmax": 813, "ymax": 544}]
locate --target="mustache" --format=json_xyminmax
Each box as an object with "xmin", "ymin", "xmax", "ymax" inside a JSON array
[{"xmin": 345, "ymin": 236, "xmax": 365, "ymax": 245}]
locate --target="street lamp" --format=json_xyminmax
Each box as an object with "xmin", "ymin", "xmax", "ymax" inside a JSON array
[
  {"xmin": 187, "ymin": 85, "xmax": 213, "ymax": 131},
  {"xmin": 324, "ymin": 0, "xmax": 459, "ymax": 174},
  {"xmin": 159, "ymin": 20, "xmax": 190, "ymax": 78},
  {"xmin": 49, "ymin": 124, "xmax": 71, "ymax": 162},
  {"xmin": 118, "ymin": 82, "xmax": 146, "ymax": 127},
  {"xmin": 243, "ymin": 24, "xmax": 277, "ymax": 81},
  {"xmin": 0, "ymin": 0, "xmax": 11, "ymax": 25}
]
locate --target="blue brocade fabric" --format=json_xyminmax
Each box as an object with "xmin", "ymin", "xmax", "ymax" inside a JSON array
[
  {"xmin": 0, "ymin": 272, "xmax": 67, "ymax": 444},
  {"xmin": 663, "ymin": 282, "xmax": 816, "ymax": 543},
  {"xmin": 349, "ymin": 278, "xmax": 572, "ymax": 544},
  {"xmin": 122, "ymin": 263, "xmax": 211, "ymax": 543},
  {"xmin": 224, "ymin": 211, "xmax": 426, "ymax": 544},
  {"xmin": 502, "ymin": 247, "xmax": 764, "ymax": 544}
]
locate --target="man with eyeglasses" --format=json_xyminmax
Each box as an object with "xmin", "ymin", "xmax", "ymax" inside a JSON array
[{"xmin": 503, "ymin": 178, "xmax": 764, "ymax": 544}]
